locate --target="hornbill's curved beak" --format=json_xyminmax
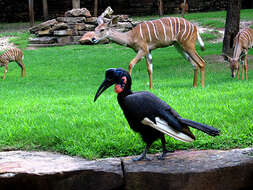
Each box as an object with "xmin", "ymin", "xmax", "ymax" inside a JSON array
[{"xmin": 94, "ymin": 79, "xmax": 114, "ymax": 102}]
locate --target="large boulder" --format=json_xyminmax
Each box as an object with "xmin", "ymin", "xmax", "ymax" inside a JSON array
[
  {"xmin": 64, "ymin": 8, "xmax": 91, "ymax": 17},
  {"xmin": 1, "ymin": 149, "xmax": 253, "ymax": 190},
  {"xmin": 123, "ymin": 148, "xmax": 253, "ymax": 190},
  {"xmin": 0, "ymin": 151, "xmax": 123, "ymax": 190}
]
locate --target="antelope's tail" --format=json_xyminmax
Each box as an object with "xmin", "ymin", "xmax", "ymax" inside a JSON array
[{"xmin": 197, "ymin": 30, "xmax": 205, "ymax": 51}]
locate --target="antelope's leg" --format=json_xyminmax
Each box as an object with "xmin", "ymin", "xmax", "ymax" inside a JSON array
[
  {"xmin": 187, "ymin": 50, "xmax": 205, "ymax": 88},
  {"xmin": 241, "ymin": 60, "xmax": 244, "ymax": 80},
  {"xmin": 128, "ymin": 49, "xmax": 147, "ymax": 76},
  {"xmin": 244, "ymin": 55, "xmax": 248, "ymax": 80},
  {"xmin": 3, "ymin": 63, "xmax": 9, "ymax": 80},
  {"xmin": 175, "ymin": 44, "xmax": 202, "ymax": 88},
  {"xmin": 17, "ymin": 60, "xmax": 26, "ymax": 77},
  {"xmin": 145, "ymin": 53, "xmax": 153, "ymax": 89},
  {"xmin": 237, "ymin": 64, "xmax": 240, "ymax": 80}
]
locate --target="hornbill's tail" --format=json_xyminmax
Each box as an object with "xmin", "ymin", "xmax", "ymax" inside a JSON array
[{"xmin": 180, "ymin": 118, "xmax": 220, "ymax": 136}]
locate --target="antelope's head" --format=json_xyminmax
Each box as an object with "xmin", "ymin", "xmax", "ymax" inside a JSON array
[
  {"xmin": 92, "ymin": 16, "xmax": 119, "ymax": 44},
  {"xmin": 223, "ymin": 54, "xmax": 239, "ymax": 78}
]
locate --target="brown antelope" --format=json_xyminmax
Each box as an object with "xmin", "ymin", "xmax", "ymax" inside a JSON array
[
  {"xmin": 0, "ymin": 48, "xmax": 26, "ymax": 79},
  {"xmin": 91, "ymin": 16, "xmax": 206, "ymax": 89},
  {"xmin": 223, "ymin": 28, "xmax": 253, "ymax": 80}
]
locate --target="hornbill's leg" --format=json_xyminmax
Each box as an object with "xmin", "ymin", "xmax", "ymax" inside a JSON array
[
  {"xmin": 157, "ymin": 135, "xmax": 174, "ymax": 160},
  {"xmin": 132, "ymin": 143, "xmax": 151, "ymax": 161}
]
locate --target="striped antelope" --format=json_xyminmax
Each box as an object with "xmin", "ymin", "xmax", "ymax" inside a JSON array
[
  {"xmin": 0, "ymin": 48, "xmax": 26, "ymax": 79},
  {"xmin": 91, "ymin": 16, "xmax": 206, "ymax": 89},
  {"xmin": 223, "ymin": 28, "xmax": 253, "ymax": 80}
]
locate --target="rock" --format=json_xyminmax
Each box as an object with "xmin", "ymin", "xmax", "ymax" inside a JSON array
[
  {"xmin": 78, "ymin": 31, "xmax": 88, "ymax": 36},
  {"xmin": 1, "ymin": 149, "xmax": 253, "ymax": 190},
  {"xmin": 29, "ymin": 19, "xmax": 57, "ymax": 34},
  {"xmin": 51, "ymin": 22, "xmax": 69, "ymax": 31},
  {"xmin": 85, "ymin": 24, "xmax": 96, "ymax": 31},
  {"xmin": 86, "ymin": 17, "xmax": 97, "ymax": 24},
  {"xmin": 74, "ymin": 23, "xmax": 86, "ymax": 31},
  {"xmin": 72, "ymin": 36, "xmax": 82, "ymax": 42},
  {"xmin": 117, "ymin": 15, "xmax": 132, "ymax": 22},
  {"xmin": 56, "ymin": 17, "xmax": 86, "ymax": 24},
  {"xmin": 123, "ymin": 148, "xmax": 253, "ymax": 190},
  {"xmin": 114, "ymin": 22, "xmax": 133, "ymax": 31},
  {"xmin": 64, "ymin": 8, "xmax": 91, "ymax": 17},
  {"xmin": 54, "ymin": 29, "xmax": 72, "ymax": 36},
  {"xmin": 0, "ymin": 151, "xmax": 123, "ymax": 190},
  {"xmin": 57, "ymin": 36, "xmax": 73, "ymax": 44},
  {"xmin": 38, "ymin": 29, "xmax": 52, "ymax": 36},
  {"xmin": 28, "ymin": 7, "xmax": 134, "ymax": 47},
  {"xmin": 29, "ymin": 37, "xmax": 56, "ymax": 44}
]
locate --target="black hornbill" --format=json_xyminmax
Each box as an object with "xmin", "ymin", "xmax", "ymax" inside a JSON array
[{"xmin": 94, "ymin": 68, "xmax": 220, "ymax": 161}]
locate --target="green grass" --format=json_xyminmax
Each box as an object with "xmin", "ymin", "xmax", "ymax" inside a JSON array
[
  {"xmin": 201, "ymin": 30, "xmax": 222, "ymax": 42},
  {"xmin": 0, "ymin": 9, "xmax": 252, "ymax": 159},
  {"xmin": 0, "ymin": 42, "xmax": 252, "ymax": 159}
]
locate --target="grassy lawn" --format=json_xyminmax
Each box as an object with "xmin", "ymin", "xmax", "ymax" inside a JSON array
[{"xmin": 0, "ymin": 10, "xmax": 252, "ymax": 159}]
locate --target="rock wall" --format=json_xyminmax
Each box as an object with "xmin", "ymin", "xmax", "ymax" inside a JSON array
[
  {"xmin": 28, "ymin": 8, "xmax": 134, "ymax": 47},
  {"xmin": 1, "ymin": 148, "xmax": 253, "ymax": 190}
]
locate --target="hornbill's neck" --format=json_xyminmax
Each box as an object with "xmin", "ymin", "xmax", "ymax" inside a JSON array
[{"xmin": 117, "ymin": 87, "xmax": 133, "ymax": 101}]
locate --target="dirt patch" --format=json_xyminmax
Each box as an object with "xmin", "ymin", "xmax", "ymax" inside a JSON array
[{"xmin": 197, "ymin": 20, "xmax": 253, "ymax": 44}]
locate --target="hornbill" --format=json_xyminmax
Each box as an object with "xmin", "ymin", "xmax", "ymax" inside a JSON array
[{"xmin": 94, "ymin": 68, "xmax": 220, "ymax": 161}]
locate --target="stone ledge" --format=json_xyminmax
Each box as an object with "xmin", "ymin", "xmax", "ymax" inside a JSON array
[{"xmin": 0, "ymin": 148, "xmax": 253, "ymax": 190}]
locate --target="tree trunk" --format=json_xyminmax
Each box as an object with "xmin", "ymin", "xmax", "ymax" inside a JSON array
[
  {"xmin": 158, "ymin": 0, "xmax": 164, "ymax": 17},
  {"xmin": 222, "ymin": 0, "xmax": 241, "ymax": 56},
  {"xmin": 42, "ymin": 0, "xmax": 48, "ymax": 21},
  {"xmin": 72, "ymin": 0, "xmax": 80, "ymax": 9},
  {"xmin": 94, "ymin": 0, "xmax": 98, "ymax": 17},
  {"xmin": 28, "ymin": 0, "xmax": 34, "ymax": 27}
]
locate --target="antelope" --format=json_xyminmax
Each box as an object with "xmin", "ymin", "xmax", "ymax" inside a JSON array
[
  {"xmin": 0, "ymin": 48, "xmax": 26, "ymax": 79},
  {"xmin": 91, "ymin": 16, "xmax": 206, "ymax": 89},
  {"xmin": 223, "ymin": 28, "xmax": 253, "ymax": 80}
]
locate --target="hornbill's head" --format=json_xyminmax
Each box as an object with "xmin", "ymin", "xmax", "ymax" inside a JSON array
[{"xmin": 94, "ymin": 68, "xmax": 132, "ymax": 102}]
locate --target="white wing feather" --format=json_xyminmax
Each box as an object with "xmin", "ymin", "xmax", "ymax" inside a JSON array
[{"xmin": 141, "ymin": 117, "xmax": 194, "ymax": 143}]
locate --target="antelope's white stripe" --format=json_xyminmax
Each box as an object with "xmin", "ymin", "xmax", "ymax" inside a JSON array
[
  {"xmin": 184, "ymin": 22, "xmax": 191, "ymax": 41},
  {"xmin": 245, "ymin": 30, "xmax": 252, "ymax": 43},
  {"xmin": 233, "ymin": 43, "xmax": 240, "ymax": 59},
  {"xmin": 150, "ymin": 21, "xmax": 159, "ymax": 40},
  {"xmin": 188, "ymin": 23, "xmax": 193, "ymax": 40},
  {"xmin": 173, "ymin": 18, "xmax": 177, "ymax": 36},
  {"xmin": 144, "ymin": 22, "xmax": 152, "ymax": 42},
  {"xmin": 242, "ymin": 32, "xmax": 249, "ymax": 41},
  {"xmin": 159, "ymin": 19, "xmax": 167, "ymax": 41},
  {"xmin": 181, "ymin": 19, "xmax": 187, "ymax": 41},
  {"xmin": 139, "ymin": 23, "xmax": 144, "ymax": 40},
  {"xmin": 172, "ymin": 17, "xmax": 177, "ymax": 38},
  {"xmin": 240, "ymin": 33, "xmax": 248, "ymax": 42},
  {"xmin": 177, "ymin": 17, "xmax": 181, "ymax": 37},
  {"xmin": 168, "ymin": 18, "xmax": 174, "ymax": 40}
]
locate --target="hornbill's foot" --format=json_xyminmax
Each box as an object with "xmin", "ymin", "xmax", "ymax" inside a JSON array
[
  {"xmin": 157, "ymin": 149, "xmax": 174, "ymax": 160},
  {"xmin": 132, "ymin": 154, "xmax": 151, "ymax": 161}
]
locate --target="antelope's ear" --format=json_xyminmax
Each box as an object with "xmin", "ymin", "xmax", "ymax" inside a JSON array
[
  {"xmin": 222, "ymin": 54, "xmax": 232, "ymax": 62},
  {"xmin": 109, "ymin": 16, "xmax": 119, "ymax": 26}
]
